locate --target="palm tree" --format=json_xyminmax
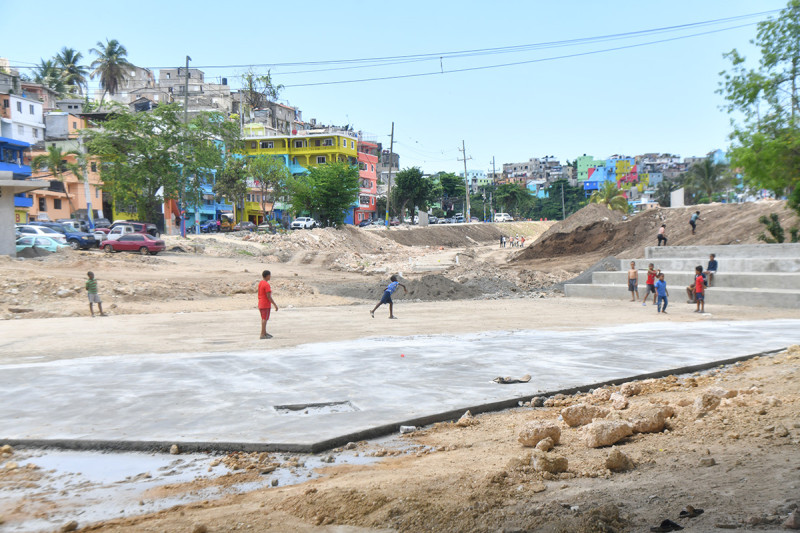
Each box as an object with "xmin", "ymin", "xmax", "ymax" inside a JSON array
[
  {"xmin": 32, "ymin": 59, "xmax": 66, "ymax": 95},
  {"xmin": 89, "ymin": 39, "xmax": 134, "ymax": 105},
  {"xmin": 31, "ymin": 146, "xmax": 80, "ymax": 213},
  {"xmin": 589, "ymin": 181, "xmax": 629, "ymax": 212},
  {"xmin": 685, "ymin": 157, "xmax": 731, "ymax": 203},
  {"xmin": 56, "ymin": 47, "xmax": 89, "ymax": 95},
  {"xmin": 494, "ymin": 183, "xmax": 532, "ymax": 217}
]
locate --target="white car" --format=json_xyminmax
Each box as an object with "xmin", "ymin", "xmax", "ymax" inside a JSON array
[
  {"xmin": 95, "ymin": 224, "xmax": 136, "ymax": 243},
  {"xmin": 290, "ymin": 217, "xmax": 318, "ymax": 230},
  {"xmin": 494, "ymin": 213, "xmax": 514, "ymax": 222},
  {"xmin": 16, "ymin": 225, "xmax": 68, "ymax": 244}
]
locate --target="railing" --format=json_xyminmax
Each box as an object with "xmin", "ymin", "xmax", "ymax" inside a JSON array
[{"xmin": 243, "ymin": 126, "xmax": 359, "ymax": 140}]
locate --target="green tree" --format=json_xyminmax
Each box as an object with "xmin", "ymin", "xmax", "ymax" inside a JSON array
[
  {"xmin": 86, "ymin": 103, "xmax": 240, "ymax": 224},
  {"xmin": 89, "ymin": 39, "xmax": 134, "ymax": 105},
  {"xmin": 239, "ymin": 68, "xmax": 284, "ymax": 122},
  {"xmin": 719, "ymin": 0, "xmax": 800, "ymax": 214},
  {"xmin": 589, "ymin": 181, "xmax": 629, "ymax": 212},
  {"xmin": 494, "ymin": 183, "xmax": 532, "ymax": 217},
  {"xmin": 214, "ymin": 155, "xmax": 249, "ymax": 219},
  {"xmin": 55, "ymin": 47, "xmax": 89, "ymax": 95},
  {"xmin": 249, "ymin": 154, "xmax": 291, "ymax": 224},
  {"xmin": 31, "ymin": 145, "xmax": 79, "ymax": 212},
  {"xmin": 305, "ymin": 161, "xmax": 360, "ymax": 226},
  {"xmin": 392, "ymin": 167, "xmax": 439, "ymax": 222},
  {"xmin": 32, "ymin": 59, "xmax": 65, "ymax": 95},
  {"xmin": 684, "ymin": 158, "xmax": 731, "ymax": 203}
]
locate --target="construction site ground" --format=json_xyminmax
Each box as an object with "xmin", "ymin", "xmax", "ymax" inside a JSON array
[{"xmin": 1, "ymin": 201, "xmax": 800, "ymax": 533}]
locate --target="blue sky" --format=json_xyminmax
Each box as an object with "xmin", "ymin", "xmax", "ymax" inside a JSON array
[{"xmin": 1, "ymin": 0, "xmax": 787, "ymax": 173}]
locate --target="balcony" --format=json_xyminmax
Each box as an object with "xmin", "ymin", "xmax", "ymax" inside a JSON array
[
  {"xmin": 0, "ymin": 161, "xmax": 31, "ymax": 178},
  {"xmin": 14, "ymin": 194, "xmax": 33, "ymax": 208}
]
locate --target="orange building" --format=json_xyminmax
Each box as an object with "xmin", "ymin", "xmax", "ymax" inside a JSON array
[{"xmin": 27, "ymin": 149, "xmax": 105, "ymax": 222}]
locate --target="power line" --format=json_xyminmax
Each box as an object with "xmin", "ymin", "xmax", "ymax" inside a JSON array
[{"xmin": 280, "ymin": 21, "xmax": 760, "ymax": 88}]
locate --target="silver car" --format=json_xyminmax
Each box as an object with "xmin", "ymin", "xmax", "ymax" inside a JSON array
[{"xmin": 16, "ymin": 225, "xmax": 68, "ymax": 244}]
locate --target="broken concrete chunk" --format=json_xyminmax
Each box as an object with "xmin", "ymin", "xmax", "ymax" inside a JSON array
[
  {"xmin": 560, "ymin": 403, "xmax": 610, "ymax": 427},
  {"xmin": 610, "ymin": 392, "xmax": 629, "ymax": 410},
  {"xmin": 620, "ymin": 382, "xmax": 642, "ymax": 397},
  {"xmin": 532, "ymin": 450, "xmax": 568, "ymax": 474},
  {"xmin": 629, "ymin": 406, "xmax": 675, "ymax": 434},
  {"xmin": 518, "ymin": 420, "xmax": 561, "ymax": 447},
  {"xmin": 455, "ymin": 410, "xmax": 479, "ymax": 427},
  {"xmin": 605, "ymin": 448, "xmax": 634, "ymax": 472},
  {"xmin": 535, "ymin": 437, "xmax": 554, "ymax": 452},
  {"xmin": 694, "ymin": 393, "xmax": 721, "ymax": 415},
  {"xmin": 582, "ymin": 420, "xmax": 633, "ymax": 448}
]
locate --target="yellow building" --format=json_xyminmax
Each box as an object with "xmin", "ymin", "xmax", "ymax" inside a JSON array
[{"xmin": 240, "ymin": 124, "xmax": 359, "ymax": 222}]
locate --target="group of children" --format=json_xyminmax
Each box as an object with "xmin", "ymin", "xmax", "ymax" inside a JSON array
[
  {"xmin": 628, "ymin": 253, "xmax": 717, "ymax": 314},
  {"xmin": 500, "ymin": 235, "xmax": 525, "ymax": 248}
]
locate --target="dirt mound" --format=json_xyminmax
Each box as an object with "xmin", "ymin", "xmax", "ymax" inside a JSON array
[
  {"xmin": 16, "ymin": 247, "xmax": 53, "ymax": 259},
  {"xmin": 401, "ymin": 273, "xmax": 481, "ymax": 301},
  {"xmin": 378, "ymin": 222, "xmax": 551, "ymax": 248},
  {"xmin": 515, "ymin": 200, "xmax": 800, "ymax": 264}
]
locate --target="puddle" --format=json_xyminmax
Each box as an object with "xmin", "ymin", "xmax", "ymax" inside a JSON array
[{"xmin": 0, "ymin": 446, "xmax": 384, "ymax": 533}]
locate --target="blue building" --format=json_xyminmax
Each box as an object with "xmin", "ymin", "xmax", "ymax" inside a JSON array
[{"xmin": 0, "ymin": 137, "xmax": 34, "ymax": 220}]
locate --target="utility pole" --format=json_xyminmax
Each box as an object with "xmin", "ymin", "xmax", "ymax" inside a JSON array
[
  {"xmin": 180, "ymin": 55, "xmax": 191, "ymax": 238},
  {"xmin": 385, "ymin": 122, "xmax": 394, "ymax": 228},
  {"xmin": 78, "ymin": 134, "xmax": 94, "ymax": 229},
  {"xmin": 459, "ymin": 140, "xmax": 472, "ymax": 221},
  {"xmin": 561, "ymin": 182, "xmax": 566, "ymax": 220},
  {"xmin": 491, "ymin": 156, "xmax": 497, "ymax": 221}
]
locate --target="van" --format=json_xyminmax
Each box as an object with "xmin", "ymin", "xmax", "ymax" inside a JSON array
[{"xmin": 494, "ymin": 213, "xmax": 513, "ymax": 222}]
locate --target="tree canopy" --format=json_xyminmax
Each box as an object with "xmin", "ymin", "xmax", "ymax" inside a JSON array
[
  {"xmin": 719, "ymin": 0, "xmax": 800, "ymax": 213},
  {"xmin": 589, "ymin": 181, "xmax": 629, "ymax": 212},
  {"xmin": 392, "ymin": 167, "xmax": 440, "ymax": 221},
  {"xmin": 85, "ymin": 104, "xmax": 240, "ymax": 224},
  {"xmin": 249, "ymin": 154, "xmax": 291, "ymax": 221},
  {"xmin": 287, "ymin": 161, "xmax": 359, "ymax": 226},
  {"xmin": 90, "ymin": 39, "xmax": 134, "ymax": 105}
]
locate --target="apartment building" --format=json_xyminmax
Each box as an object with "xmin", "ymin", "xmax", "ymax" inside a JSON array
[{"xmin": 1, "ymin": 93, "xmax": 45, "ymax": 145}]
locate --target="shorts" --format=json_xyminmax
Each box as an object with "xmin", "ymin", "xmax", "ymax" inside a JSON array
[
  {"xmin": 695, "ymin": 292, "xmax": 704, "ymax": 301},
  {"xmin": 88, "ymin": 293, "xmax": 102, "ymax": 303},
  {"xmin": 380, "ymin": 291, "xmax": 393, "ymax": 305},
  {"xmin": 628, "ymin": 279, "xmax": 638, "ymax": 292},
  {"xmin": 690, "ymin": 220, "xmax": 697, "ymax": 229},
  {"xmin": 259, "ymin": 307, "xmax": 271, "ymax": 320},
  {"xmin": 644, "ymin": 284, "xmax": 656, "ymax": 295}
]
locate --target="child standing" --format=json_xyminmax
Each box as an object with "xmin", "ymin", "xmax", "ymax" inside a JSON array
[
  {"xmin": 657, "ymin": 224, "xmax": 667, "ymax": 246},
  {"xmin": 371, "ymin": 275, "xmax": 408, "ymax": 319},
  {"xmin": 627, "ymin": 261, "xmax": 639, "ymax": 302},
  {"xmin": 642, "ymin": 263, "xmax": 659, "ymax": 306},
  {"xmin": 693, "ymin": 265, "xmax": 706, "ymax": 313},
  {"xmin": 655, "ymin": 272, "xmax": 669, "ymax": 313},
  {"xmin": 258, "ymin": 270, "xmax": 279, "ymax": 339},
  {"xmin": 85, "ymin": 271, "xmax": 105, "ymax": 317}
]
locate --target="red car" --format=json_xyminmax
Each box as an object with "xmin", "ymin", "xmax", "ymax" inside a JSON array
[{"xmin": 102, "ymin": 234, "xmax": 166, "ymax": 255}]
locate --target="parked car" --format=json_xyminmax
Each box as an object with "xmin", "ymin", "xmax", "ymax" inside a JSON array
[
  {"xmin": 220, "ymin": 218, "xmax": 234, "ymax": 232},
  {"xmin": 233, "ymin": 221, "xmax": 257, "ymax": 232},
  {"xmin": 454, "ymin": 216, "xmax": 465, "ymax": 224},
  {"xmin": 29, "ymin": 221, "xmax": 97, "ymax": 250},
  {"xmin": 470, "ymin": 216, "xmax": 480, "ymax": 223},
  {"xmin": 257, "ymin": 222, "xmax": 277, "ymax": 233},
  {"xmin": 56, "ymin": 219, "xmax": 89, "ymax": 233},
  {"xmin": 358, "ymin": 219, "xmax": 373, "ymax": 227},
  {"xmin": 96, "ymin": 224, "xmax": 136, "ymax": 244},
  {"xmin": 93, "ymin": 218, "xmax": 112, "ymax": 229},
  {"xmin": 389, "ymin": 217, "xmax": 401, "ymax": 226},
  {"xmin": 110, "ymin": 220, "xmax": 160, "ymax": 238},
  {"xmin": 16, "ymin": 236, "xmax": 69, "ymax": 254},
  {"xmin": 199, "ymin": 220, "xmax": 220, "ymax": 233},
  {"xmin": 16, "ymin": 225, "xmax": 68, "ymax": 244},
  {"xmin": 436, "ymin": 218, "xmax": 449, "ymax": 224},
  {"xmin": 494, "ymin": 213, "xmax": 514, "ymax": 222},
  {"xmin": 102, "ymin": 233, "xmax": 165, "ymax": 255},
  {"xmin": 291, "ymin": 217, "xmax": 318, "ymax": 230},
  {"xmin": 372, "ymin": 218, "xmax": 386, "ymax": 226},
  {"xmin": 428, "ymin": 216, "xmax": 438, "ymax": 224}
]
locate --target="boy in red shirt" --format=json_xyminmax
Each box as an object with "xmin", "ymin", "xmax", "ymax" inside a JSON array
[
  {"xmin": 693, "ymin": 265, "xmax": 705, "ymax": 313},
  {"xmin": 258, "ymin": 270, "xmax": 279, "ymax": 339},
  {"xmin": 641, "ymin": 263, "xmax": 659, "ymax": 306}
]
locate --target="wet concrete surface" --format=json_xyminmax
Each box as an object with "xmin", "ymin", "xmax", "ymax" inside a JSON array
[{"xmin": 1, "ymin": 319, "xmax": 798, "ymax": 450}]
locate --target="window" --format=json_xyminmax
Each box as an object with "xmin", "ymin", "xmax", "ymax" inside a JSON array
[
  {"xmin": 3, "ymin": 99, "xmax": 8, "ymax": 108},
  {"xmin": 91, "ymin": 162, "xmax": 97, "ymax": 172},
  {"xmin": 32, "ymin": 128, "xmax": 38, "ymax": 139},
  {"xmin": 39, "ymin": 198, "xmax": 47, "ymax": 211},
  {"xmin": 250, "ymin": 142, "xmax": 257, "ymax": 149},
  {"xmin": 29, "ymin": 104, "xmax": 35, "ymax": 114},
  {"xmin": 16, "ymin": 101, "xmax": 22, "ymax": 112},
  {"xmin": 18, "ymin": 125, "xmax": 24, "ymax": 136},
  {"xmin": 323, "ymin": 139, "xmax": 333, "ymax": 146},
  {"xmin": 371, "ymin": 164, "xmax": 374, "ymax": 171},
  {"xmin": 317, "ymin": 156, "xmax": 326, "ymax": 164},
  {"xmin": 260, "ymin": 141, "xmax": 273, "ymax": 149},
  {"xmin": 95, "ymin": 189, "xmax": 99, "ymax": 199},
  {"xmin": 72, "ymin": 121, "xmax": 77, "ymax": 129},
  {"xmin": 294, "ymin": 140, "xmax": 304, "ymax": 148},
  {"xmin": 351, "ymin": 141, "xmax": 354, "ymax": 148},
  {"xmin": 54, "ymin": 199, "xmax": 62, "ymax": 209},
  {"xmin": 342, "ymin": 139, "xmax": 347, "ymax": 147}
]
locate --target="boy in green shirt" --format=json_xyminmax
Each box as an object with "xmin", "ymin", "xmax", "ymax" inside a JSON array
[{"xmin": 85, "ymin": 271, "xmax": 105, "ymax": 317}]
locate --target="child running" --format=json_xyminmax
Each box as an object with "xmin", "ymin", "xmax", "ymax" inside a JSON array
[
  {"xmin": 642, "ymin": 263, "xmax": 659, "ymax": 306},
  {"xmin": 655, "ymin": 272, "xmax": 669, "ymax": 313},
  {"xmin": 627, "ymin": 261, "xmax": 639, "ymax": 302},
  {"xmin": 371, "ymin": 275, "xmax": 408, "ymax": 319}
]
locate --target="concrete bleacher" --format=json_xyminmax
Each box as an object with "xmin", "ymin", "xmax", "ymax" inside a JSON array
[{"xmin": 564, "ymin": 243, "xmax": 800, "ymax": 308}]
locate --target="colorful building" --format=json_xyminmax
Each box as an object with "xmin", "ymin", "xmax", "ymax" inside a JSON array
[
  {"xmin": 0, "ymin": 136, "xmax": 34, "ymax": 223},
  {"xmin": 350, "ymin": 139, "xmax": 378, "ymax": 225},
  {"xmin": 27, "ymin": 148, "xmax": 105, "ymax": 223}
]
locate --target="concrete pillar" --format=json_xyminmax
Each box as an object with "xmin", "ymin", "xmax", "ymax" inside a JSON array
[{"xmin": 0, "ymin": 171, "xmax": 50, "ymax": 257}]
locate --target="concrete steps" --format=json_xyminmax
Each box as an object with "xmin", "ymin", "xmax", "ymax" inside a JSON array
[{"xmin": 565, "ymin": 244, "xmax": 800, "ymax": 308}]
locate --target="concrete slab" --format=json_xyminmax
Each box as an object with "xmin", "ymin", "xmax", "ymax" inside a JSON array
[
  {"xmin": 591, "ymin": 271, "xmax": 800, "ymax": 289},
  {"xmin": 564, "ymin": 284, "xmax": 800, "ymax": 307},
  {"xmin": 645, "ymin": 243, "xmax": 800, "ymax": 260},
  {"xmin": 2, "ymin": 319, "xmax": 798, "ymax": 452}
]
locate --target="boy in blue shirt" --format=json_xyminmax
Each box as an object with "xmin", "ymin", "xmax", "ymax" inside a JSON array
[
  {"xmin": 371, "ymin": 275, "xmax": 408, "ymax": 319},
  {"xmin": 655, "ymin": 272, "xmax": 669, "ymax": 314}
]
